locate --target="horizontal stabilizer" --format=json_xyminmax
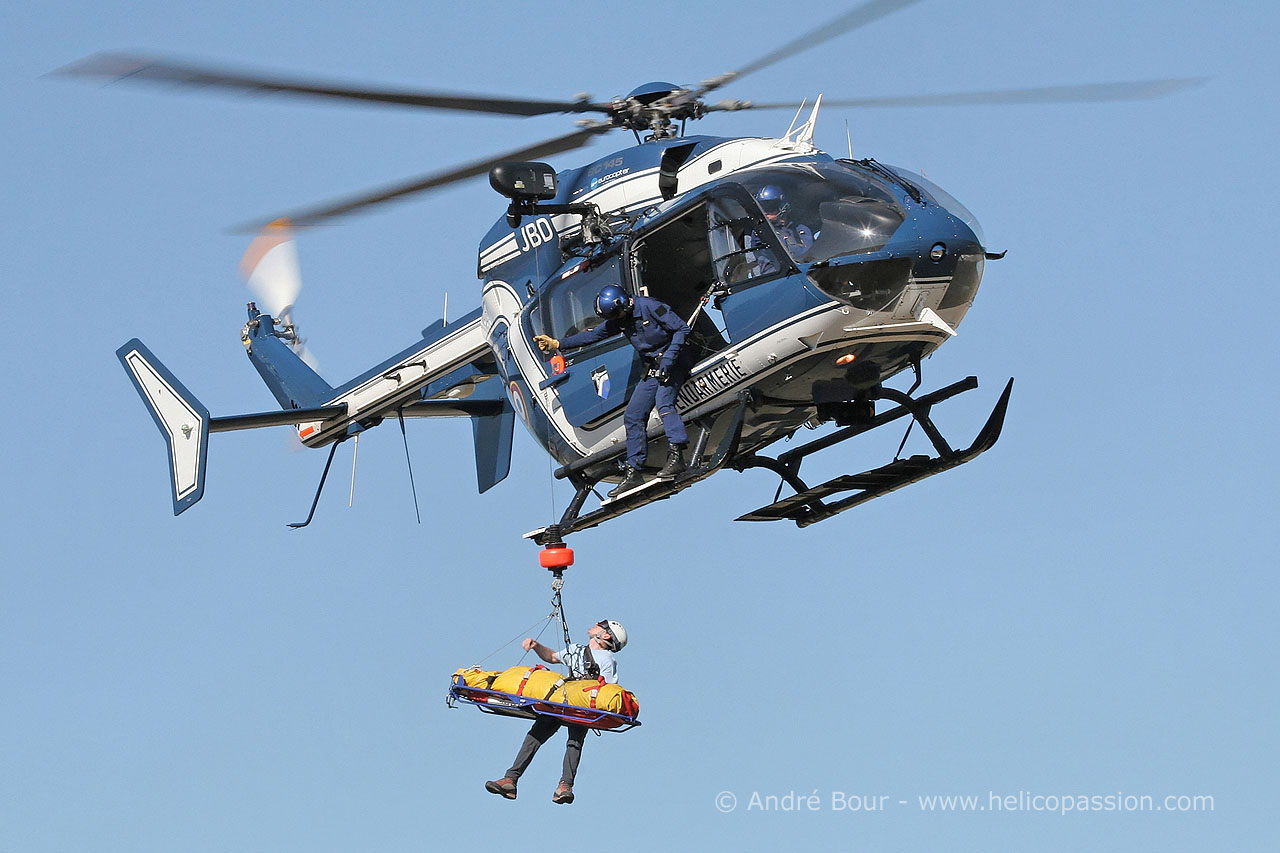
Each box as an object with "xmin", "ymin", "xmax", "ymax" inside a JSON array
[
  {"xmin": 117, "ymin": 339, "xmax": 210, "ymax": 515},
  {"xmin": 211, "ymin": 405, "xmax": 347, "ymax": 432},
  {"xmin": 398, "ymin": 398, "xmax": 505, "ymax": 418}
]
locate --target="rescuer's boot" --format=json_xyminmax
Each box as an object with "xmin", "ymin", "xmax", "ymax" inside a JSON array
[
  {"xmin": 656, "ymin": 445, "xmax": 687, "ymax": 480},
  {"xmin": 607, "ymin": 467, "xmax": 645, "ymax": 498},
  {"xmin": 484, "ymin": 778, "xmax": 517, "ymax": 799}
]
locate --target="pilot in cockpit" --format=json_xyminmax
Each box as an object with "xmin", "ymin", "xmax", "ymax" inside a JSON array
[
  {"xmin": 756, "ymin": 184, "xmax": 814, "ymax": 256},
  {"xmin": 748, "ymin": 184, "xmax": 815, "ymax": 276}
]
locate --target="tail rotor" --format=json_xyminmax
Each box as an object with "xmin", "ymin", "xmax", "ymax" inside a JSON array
[{"xmin": 239, "ymin": 218, "xmax": 318, "ymax": 369}]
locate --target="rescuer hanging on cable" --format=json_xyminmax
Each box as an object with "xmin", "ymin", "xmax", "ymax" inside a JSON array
[{"xmin": 484, "ymin": 619, "xmax": 629, "ymax": 804}]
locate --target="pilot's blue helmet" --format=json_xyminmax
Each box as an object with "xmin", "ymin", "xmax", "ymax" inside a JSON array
[
  {"xmin": 756, "ymin": 184, "xmax": 788, "ymax": 216},
  {"xmin": 595, "ymin": 284, "xmax": 630, "ymax": 320}
]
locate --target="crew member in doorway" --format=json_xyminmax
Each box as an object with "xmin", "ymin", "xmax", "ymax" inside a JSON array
[
  {"xmin": 485, "ymin": 620, "xmax": 629, "ymax": 804},
  {"xmin": 534, "ymin": 285, "xmax": 691, "ymax": 497}
]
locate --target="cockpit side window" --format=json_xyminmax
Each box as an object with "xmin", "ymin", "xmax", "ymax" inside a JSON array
[
  {"xmin": 707, "ymin": 196, "xmax": 786, "ymax": 286},
  {"xmin": 738, "ymin": 164, "xmax": 906, "ymax": 262}
]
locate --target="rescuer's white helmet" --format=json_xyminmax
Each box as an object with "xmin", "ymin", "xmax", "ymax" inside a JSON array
[{"xmin": 597, "ymin": 619, "xmax": 628, "ymax": 652}]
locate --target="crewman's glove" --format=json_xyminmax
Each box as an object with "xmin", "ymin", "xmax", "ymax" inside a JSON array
[
  {"xmin": 656, "ymin": 362, "xmax": 673, "ymax": 384},
  {"xmin": 533, "ymin": 334, "xmax": 560, "ymax": 352}
]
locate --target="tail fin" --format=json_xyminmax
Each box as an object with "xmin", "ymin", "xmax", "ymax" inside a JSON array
[
  {"xmin": 404, "ymin": 363, "xmax": 515, "ymax": 493},
  {"xmin": 116, "ymin": 339, "xmax": 209, "ymax": 515},
  {"xmin": 471, "ymin": 394, "xmax": 515, "ymax": 494}
]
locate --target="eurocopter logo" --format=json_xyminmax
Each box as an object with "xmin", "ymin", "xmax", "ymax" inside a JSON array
[
  {"xmin": 589, "ymin": 167, "xmax": 629, "ymax": 190},
  {"xmin": 677, "ymin": 356, "xmax": 747, "ymax": 410}
]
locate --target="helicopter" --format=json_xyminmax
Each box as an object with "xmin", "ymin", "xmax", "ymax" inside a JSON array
[{"xmin": 75, "ymin": 0, "xmax": 1201, "ymax": 541}]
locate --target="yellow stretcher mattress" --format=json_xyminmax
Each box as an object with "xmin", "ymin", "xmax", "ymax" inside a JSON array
[{"xmin": 452, "ymin": 666, "xmax": 639, "ymax": 718}]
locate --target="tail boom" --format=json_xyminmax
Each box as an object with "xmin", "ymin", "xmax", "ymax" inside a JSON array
[{"xmin": 119, "ymin": 306, "xmax": 511, "ymax": 518}]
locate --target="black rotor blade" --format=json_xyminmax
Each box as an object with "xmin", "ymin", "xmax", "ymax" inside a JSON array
[
  {"xmin": 712, "ymin": 77, "xmax": 1209, "ymax": 112},
  {"xmin": 233, "ymin": 124, "xmax": 614, "ymax": 230},
  {"xmin": 56, "ymin": 52, "xmax": 613, "ymax": 117},
  {"xmin": 693, "ymin": 0, "xmax": 926, "ymax": 98}
]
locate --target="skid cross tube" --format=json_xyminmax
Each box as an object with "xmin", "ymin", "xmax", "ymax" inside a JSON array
[
  {"xmin": 734, "ymin": 453, "xmax": 811, "ymax": 495},
  {"xmin": 776, "ymin": 376, "xmax": 978, "ymax": 468},
  {"xmin": 873, "ymin": 386, "xmax": 954, "ymax": 458},
  {"xmin": 794, "ymin": 379, "xmax": 1011, "ymax": 527},
  {"xmin": 736, "ymin": 378, "xmax": 1012, "ymax": 527}
]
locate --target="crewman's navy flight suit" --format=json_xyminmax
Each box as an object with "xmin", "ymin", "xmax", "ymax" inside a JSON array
[{"xmin": 558, "ymin": 296, "xmax": 691, "ymax": 469}]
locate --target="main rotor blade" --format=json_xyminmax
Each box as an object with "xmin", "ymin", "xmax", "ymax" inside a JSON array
[
  {"xmin": 234, "ymin": 124, "xmax": 613, "ymax": 230},
  {"xmin": 693, "ymin": 0, "xmax": 926, "ymax": 98},
  {"xmin": 56, "ymin": 52, "xmax": 612, "ymax": 117},
  {"xmin": 714, "ymin": 77, "xmax": 1209, "ymax": 112}
]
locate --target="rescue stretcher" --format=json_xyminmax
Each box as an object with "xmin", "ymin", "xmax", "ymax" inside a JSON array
[{"xmin": 447, "ymin": 672, "xmax": 641, "ymax": 732}]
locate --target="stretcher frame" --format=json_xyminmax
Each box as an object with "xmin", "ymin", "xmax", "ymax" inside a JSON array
[{"xmin": 447, "ymin": 676, "xmax": 641, "ymax": 732}]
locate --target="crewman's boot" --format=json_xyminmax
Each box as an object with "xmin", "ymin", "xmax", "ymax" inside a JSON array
[
  {"xmin": 656, "ymin": 445, "xmax": 687, "ymax": 480},
  {"xmin": 607, "ymin": 467, "xmax": 645, "ymax": 498}
]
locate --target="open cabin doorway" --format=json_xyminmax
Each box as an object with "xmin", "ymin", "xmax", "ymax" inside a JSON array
[{"xmin": 628, "ymin": 202, "xmax": 729, "ymax": 366}]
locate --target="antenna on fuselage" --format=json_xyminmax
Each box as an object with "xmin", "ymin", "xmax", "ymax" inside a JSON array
[
  {"xmin": 397, "ymin": 409, "xmax": 422, "ymax": 525},
  {"xmin": 778, "ymin": 95, "xmax": 822, "ymax": 150},
  {"xmin": 784, "ymin": 98, "xmax": 807, "ymax": 138},
  {"xmin": 796, "ymin": 95, "xmax": 822, "ymax": 148}
]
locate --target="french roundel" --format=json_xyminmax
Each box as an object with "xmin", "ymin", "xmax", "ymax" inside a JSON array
[{"xmin": 508, "ymin": 380, "xmax": 528, "ymax": 425}]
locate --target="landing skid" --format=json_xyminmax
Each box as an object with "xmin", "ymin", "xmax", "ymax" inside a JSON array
[
  {"xmin": 736, "ymin": 377, "xmax": 1013, "ymax": 527},
  {"xmin": 525, "ymin": 377, "xmax": 1011, "ymax": 544},
  {"xmin": 599, "ymin": 473, "xmax": 669, "ymax": 504}
]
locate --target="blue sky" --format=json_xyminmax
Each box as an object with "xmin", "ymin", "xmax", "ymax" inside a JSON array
[{"xmin": 3, "ymin": 1, "xmax": 1276, "ymax": 850}]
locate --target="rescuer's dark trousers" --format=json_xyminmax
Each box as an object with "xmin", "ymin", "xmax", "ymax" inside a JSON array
[
  {"xmin": 623, "ymin": 367, "xmax": 689, "ymax": 468},
  {"xmin": 506, "ymin": 717, "xmax": 587, "ymax": 785}
]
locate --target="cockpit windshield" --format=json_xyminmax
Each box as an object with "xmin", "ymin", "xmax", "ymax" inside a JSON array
[
  {"xmin": 736, "ymin": 163, "xmax": 907, "ymax": 263},
  {"xmin": 882, "ymin": 164, "xmax": 985, "ymax": 246}
]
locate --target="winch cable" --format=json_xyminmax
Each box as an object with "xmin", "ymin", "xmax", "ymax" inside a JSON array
[
  {"xmin": 531, "ymin": 243, "xmax": 561, "ymax": 527},
  {"xmin": 546, "ymin": 445, "xmax": 558, "ymax": 526},
  {"xmin": 551, "ymin": 571, "xmax": 574, "ymax": 653},
  {"xmin": 552, "ymin": 569, "xmax": 602, "ymax": 739},
  {"xmin": 541, "ymin": 541, "xmax": 577, "ymax": 666},
  {"xmin": 557, "ymin": 568, "xmax": 606, "ymax": 740},
  {"xmin": 466, "ymin": 568, "xmax": 574, "ymax": 669}
]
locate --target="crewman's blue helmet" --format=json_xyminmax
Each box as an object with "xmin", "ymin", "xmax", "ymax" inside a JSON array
[
  {"xmin": 595, "ymin": 284, "xmax": 630, "ymax": 320},
  {"xmin": 756, "ymin": 184, "xmax": 788, "ymax": 216}
]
